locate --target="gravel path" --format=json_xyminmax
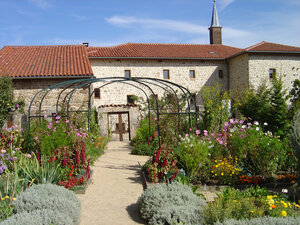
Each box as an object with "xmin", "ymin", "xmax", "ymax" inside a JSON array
[{"xmin": 78, "ymin": 141, "xmax": 149, "ymax": 225}]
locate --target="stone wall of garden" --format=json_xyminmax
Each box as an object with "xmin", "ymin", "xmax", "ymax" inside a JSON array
[
  {"xmin": 11, "ymin": 78, "xmax": 90, "ymax": 129},
  {"xmin": 248, "ymin": 54, "xmax": 300, "ymax": 92},
  {"xmin": 90, "ymin": 58, "xmax": 229, "ymax": 107}
]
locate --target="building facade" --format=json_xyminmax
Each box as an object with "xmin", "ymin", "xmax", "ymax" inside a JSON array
[{"xmin": 0, "ymin": 2, "xmax": 299, "ymax": 139}]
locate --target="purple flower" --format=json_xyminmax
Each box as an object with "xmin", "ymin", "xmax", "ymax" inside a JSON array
[
  {"xmin": 16, "ymin": 104, "xmax": 19, "ymax": 109},
  {"xmin": 239, "ymin": 120, "xmax": 244, "ymax": 124},
  {"xmin": 247, "ymin": 123, "xmax": 251, "ymax": 126},
  {"xmin": 230, "ymin": 118, "xmax": 235, "ymax": 124},
  {"xmin": 224, "ymin": 121, "xmax": 229, "ymax": 127},
  {"xmin": 240, "ymin": 134, "xmax": 244, "ymax": 138},
  {"xmin": 195, "ymin": 130, "xmax": 201, "ymax": 135}
]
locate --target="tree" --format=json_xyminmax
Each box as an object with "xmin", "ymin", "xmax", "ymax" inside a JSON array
[
  {"xmin": 0, "ymin": 76, "xmax": 14, "ymax": 128},
  {"xmin": 289, "ymin": 79, "xmax": 300, "ymax": 119}
]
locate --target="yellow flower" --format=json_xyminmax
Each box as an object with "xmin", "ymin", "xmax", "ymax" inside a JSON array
[
  {"xmin": 215, "ymin": 174, "xmax": 217, "ymax": 176},
  {"xmin": 273, "ymin": 195, "xmax": 277, "ymax": 198},
  {"xmin": 5, "ymin": 196, "xmax": 9, "ymax": 199},
  {"xmin": 250, "ymin": 210, "xmax": 254, "ymax": 213},
  {"xmin": 233, "ymin": 200, "xmax": 237, "ymax": 203},
  {"xmin": 1, "ymin": 198, "xmax": 5, "ymax": 201},
  {"xmin": 211, "ymin": 171, "xmax": 214, "ymax": 173},
  {"xmin": 281, "ymin": 210, "xmax": 287, "ymax": 217},
  {"xmin": 267, "ymin": 195, "xmax": 273, "ymax": 200},
  {"xmin": 221, "ymin": 172, "xmax": 224, "ymax": 176},
  {"xmin": 13, "ymin": 198, "xmax": 16, "ymax": 201}
]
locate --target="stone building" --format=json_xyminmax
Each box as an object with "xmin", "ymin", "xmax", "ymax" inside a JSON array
[{"xmin": 0, "ymin": 1, "xmax": 299, "ymax": 140}]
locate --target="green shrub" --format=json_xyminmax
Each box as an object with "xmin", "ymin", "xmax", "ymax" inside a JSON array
[
  {"xmin": 0, "ymin": 209, "xmax": 73, "ymax": 225},
  {"xmin": 13, "ymin": 184, "xmax": 81, "ymax": 225},
  {"xmin": 289, "ymin": 109, "xmax": 300, "ymax": 183},
  {"xmin": 215, "ymin": 216, "xmax": 300, "ymax": 225},
  {"xmin": 137, "ymin": 182, "xmax": 207, "ymax": 225},
  {"xmin": 174, "ymin": 134, "xmax": 211, "ymax": 181}
]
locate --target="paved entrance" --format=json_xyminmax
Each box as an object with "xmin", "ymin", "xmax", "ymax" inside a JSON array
[{"xmin": 78, "ymin": 141, "xmax": 149, "ymax": 225}]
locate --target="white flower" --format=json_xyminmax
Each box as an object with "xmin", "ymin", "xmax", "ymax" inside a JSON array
[
  {"xmin": 264, "ymin": 122, "xmax": 268, "ymax": 126},
  {"xmin": 242, "ymin": 125, "xmax": 246, "ymax": 129},
  {"xmin": 254, "ymin": 121, "xmax": 259, "ymax": 125},
  {"xmin": 256, "ymin": 127, "xmax": 259, "ymax": 131}
]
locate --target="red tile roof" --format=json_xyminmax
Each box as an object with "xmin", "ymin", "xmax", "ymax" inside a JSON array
[
  {"xmin": 0, "ymin": 45, "xmax": 93, "ymax": 78},
  {"xmin": 245, "ymin": 41, "xmax": 300, "ymax": 53},
  {"xmin": 87, "ymin": 42, "xmax": 243, "ymax": 59}
]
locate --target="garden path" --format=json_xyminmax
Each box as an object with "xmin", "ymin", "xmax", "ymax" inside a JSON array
[{"xmin": 78, "ymin": 141, "xmax": 149, "ymax": 225}]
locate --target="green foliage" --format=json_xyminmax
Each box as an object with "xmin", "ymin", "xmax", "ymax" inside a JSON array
[
  {"xmin": 147, "ymin": 147, "xmax": 178, "ymax": 183},
  {"xmin": 0, "ymin": 209, "xmax": 73, "ymax": 225},
  {"xmin": 0, "ymin": 77, "xmax": 14, "ymax": 128},
  {"xmin": 204, "ymin": 187, "xmax": 300, "ymax": 224},
  {"xmin": 236, "ymin": 76, "xmax": 290, "ymax": 137},
  {"xmin": 200, "ymin": 83, "xmax": 231, "ymax": 132},
  {"xmin": 137, "ymin": 182, "xmax": 207, "ymax": 225},
  {"xmin": 289, "ymin": 79, "xmax": 300, "ymax": 119},
  {"xmin": 289, "ymin": 110, "xmax": 300, "ymax": 182},
  {"xmin": 215, "ymin": 216, "xmax": 300, "ymax": 225},
  {"xmin": 17, "ymin": 153, "xmax": 61, "ymax": 185},
  {"xmin": 12, "ymin": 184, "xmax": 81, "ymax": 225},
  {"xmin": 174, "ymin": 134, "xmax": 211, "ymax": 181},
  {"xmin": 268, "ymin": 76, "xmax": 289, "ymax": 137}
]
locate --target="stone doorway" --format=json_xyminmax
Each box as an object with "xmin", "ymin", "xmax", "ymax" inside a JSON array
[{"xmin": 108, "ymin": 112, "xmax": 131, "ymax": 141}]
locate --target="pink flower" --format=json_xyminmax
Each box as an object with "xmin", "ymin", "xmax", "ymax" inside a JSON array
[
  {"xmin": 55, "ymin": 116, "xmax": 61, "ymax": 120},
  {"xmin": 1, "ymin": 149, "xmax": 6, "ymax": 154},
  {"xmin": 239, "ymin": 120, "xmax": 244, "ymax": 124},
  {"xmin": 247, "ymin": 123, "xmax": 251, "ymax": 126},
  {"xmin": 185, "ymin": 134, "xmax": 189, "ymax": 137},
  {"xmin": 189, "ymin": 128, "xmax": 193, "ymax": 132},
  {"xmin": 47, "ymin": 125, "xmax": 52, "ymax": 129},
  {"xmin": 254, "ymin": 121, "xmax": 259, "ymax": 125},
  {"xmin": 56, "ymin": 121, "xmax": 59, "ymax": 124},
  {"xmin": 195, "ymin": 130, "xmax": 201, "ymax": 135},
  {"xmin": 53, "ymin": 127, "xmax": 56, "ymax": 132},
  {"xmin": 216, "ymin": 138, "xmax": 223, "ymax": 145},
  {"xmin": 34, "ymin": 137, "xmax": 38, "ymax": 140},
  {"xmin": 240, "ymin": 134, "xmax": 244, "ymax": 138},
  {"xmin": 224, "ymin": 121, "xmax": 229, "ymax": 127},
  {"xmin": 211, "ymin": 133, "xmax": 214, "ymax": 136},
  {"xmin": 76, "ymin": 133, "xmax": 82, "ymax": 137},
  {"xmin": 26, "ymin": 154, "xmax": 31, "ymax": 158},
  {"xmin": 75, "ymin": 116, "xmax": 78, "ymax": 119},
  {"xmin": 44, "ymin": 115, "xmax": 48, "ymax": 118},
  {"xmin": 204, "ymin": 130, "xmax": 208, "ymax": 136},
  {"xmin": 49, "ymin": 122, "xmax": 53, "ymax": 126},
  {"xmin": 230, "ymin": 118, "xmax": 235, "ymax": 124}
]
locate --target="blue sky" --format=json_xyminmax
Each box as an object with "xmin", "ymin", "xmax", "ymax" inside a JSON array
[{"xmin": 0, "ymin": 0, "xmax": 300, "ymax": 49}]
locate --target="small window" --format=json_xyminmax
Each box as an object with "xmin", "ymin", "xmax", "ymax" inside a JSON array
[
  {"xmin": 94, "ymin": 88, "xmax": 100, "ymax": 99},
  {"xmin": 269, "ymin": 68, "xmax": 276, "ymax": 79},
  {"xmin": 189, "ymin": 70, "xmax": 195, "ymax": 78},
  {"xmin": 163, "ymin": 70, "xmax": 170, "ymax": 79},
  {"xmin": 125, "ymin": 70, "xmax": 131, "ymax": 78},
  {"xmin": 218, "ymin": 70, "xmax": 224, "ymax": 79},
  {"xmin": 127, "ymin": 95, "xmax": 136, "ymax": 104}
]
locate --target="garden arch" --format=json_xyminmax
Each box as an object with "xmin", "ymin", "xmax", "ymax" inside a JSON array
[{"xmin": 28, "ymin": 77, "xmax": 198, "ymax": 150}]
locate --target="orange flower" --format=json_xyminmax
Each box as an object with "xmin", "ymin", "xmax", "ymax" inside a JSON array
[{"xmin": 271, "ymin": 205, "xmax": 277, "ymax": 209}]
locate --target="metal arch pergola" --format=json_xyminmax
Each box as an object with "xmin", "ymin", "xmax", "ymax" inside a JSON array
[{"xmin": 28, "ymin": 77, "xmax": 198, "ymax": 150}]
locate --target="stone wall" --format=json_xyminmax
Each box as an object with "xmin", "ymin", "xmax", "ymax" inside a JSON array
[
  {"xmin": 248, "ymin": 54, "xmax": 300, "ymax": 92},
  {"xmin": 90, "ymin": 58, "xmax": 228, "ymax": 108},
  {"xmin": 10, "ymin": 78, "xmax": 90, "ymax": 129},
  {"xmin": 228, "ymin": 53, "xmax": 249, "ymax": 96}
]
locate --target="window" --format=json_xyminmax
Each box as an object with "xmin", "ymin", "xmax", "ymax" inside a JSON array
[
  {"xmin": 94, "ymin": 88, "xmax": 100, "ymax": 99},
  {"xmin": 127, "ymin": 95, "xmax": 136, "ymax": 104},
  {"xmin": 218, "ymin": 70, "xmax": 224, "ymax": 79},
  {"xmin": 163, "ymin": 70, "xmax": 170, "ymax": 79},
  {"xmin": 269, "ymin": 68, "xmax": 276, "ymax": 79},
  {"xmin": 189, "ymin": 70, "xmax": 195, "ymax": 78},
  {"xmin": 125, "ymin": 70, "xmax": 131, "ymax": 78}
]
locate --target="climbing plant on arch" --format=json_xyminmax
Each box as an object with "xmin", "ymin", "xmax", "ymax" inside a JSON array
[{"xmin": 27, "ymin": 77, "xmax": 198, "ymax": 150}]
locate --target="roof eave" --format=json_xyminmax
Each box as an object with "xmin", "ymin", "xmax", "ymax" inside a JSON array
[
  {"xmin": 88, "ymin": 56, "xmax": 226, "ymax": 60},
  {"xmin": 246, "ymin": 50, "xmax": 300, "ymax": 54},
  {"xmin": 10, "ymin": 75, "xmax": 94, "ymax": 79}
]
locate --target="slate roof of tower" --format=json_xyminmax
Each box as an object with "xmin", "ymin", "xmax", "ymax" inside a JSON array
[
  {"xmin": 211, "ymin": 1, "xmax": 221, "ymax": 27},
  {"xmin": 0, "ymin": 45, "xmax": 93, "ymax": 78},
  {"xmin": 87, "ymin": 43, "xmax": 243, "ymax": 59}
]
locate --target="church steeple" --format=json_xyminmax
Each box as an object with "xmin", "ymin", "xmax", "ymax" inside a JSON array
[{"xmin": 209, "ymin": 0, "xmax": 222, "ymax": 44}]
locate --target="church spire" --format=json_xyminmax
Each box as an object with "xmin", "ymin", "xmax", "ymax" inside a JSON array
[
  {"xmin": 209, "ymin": 0, "xmax": 223, "ymax": 44},
  {"xmin": 211, "ymin": 0, "xmax": 220, "ymax": 27}
]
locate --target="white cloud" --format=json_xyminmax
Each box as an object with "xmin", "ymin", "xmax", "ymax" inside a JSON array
[
  {"xmin": 218, "ymin": 0, "xmax": 236, "ymax": 10},
  {"xmin": 106, "ymin": 16, "xmax": 208, "ymax": 34},
  {"xmin": 27, "ymin": 0, "xmax": 50, "ymax": 9}
]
